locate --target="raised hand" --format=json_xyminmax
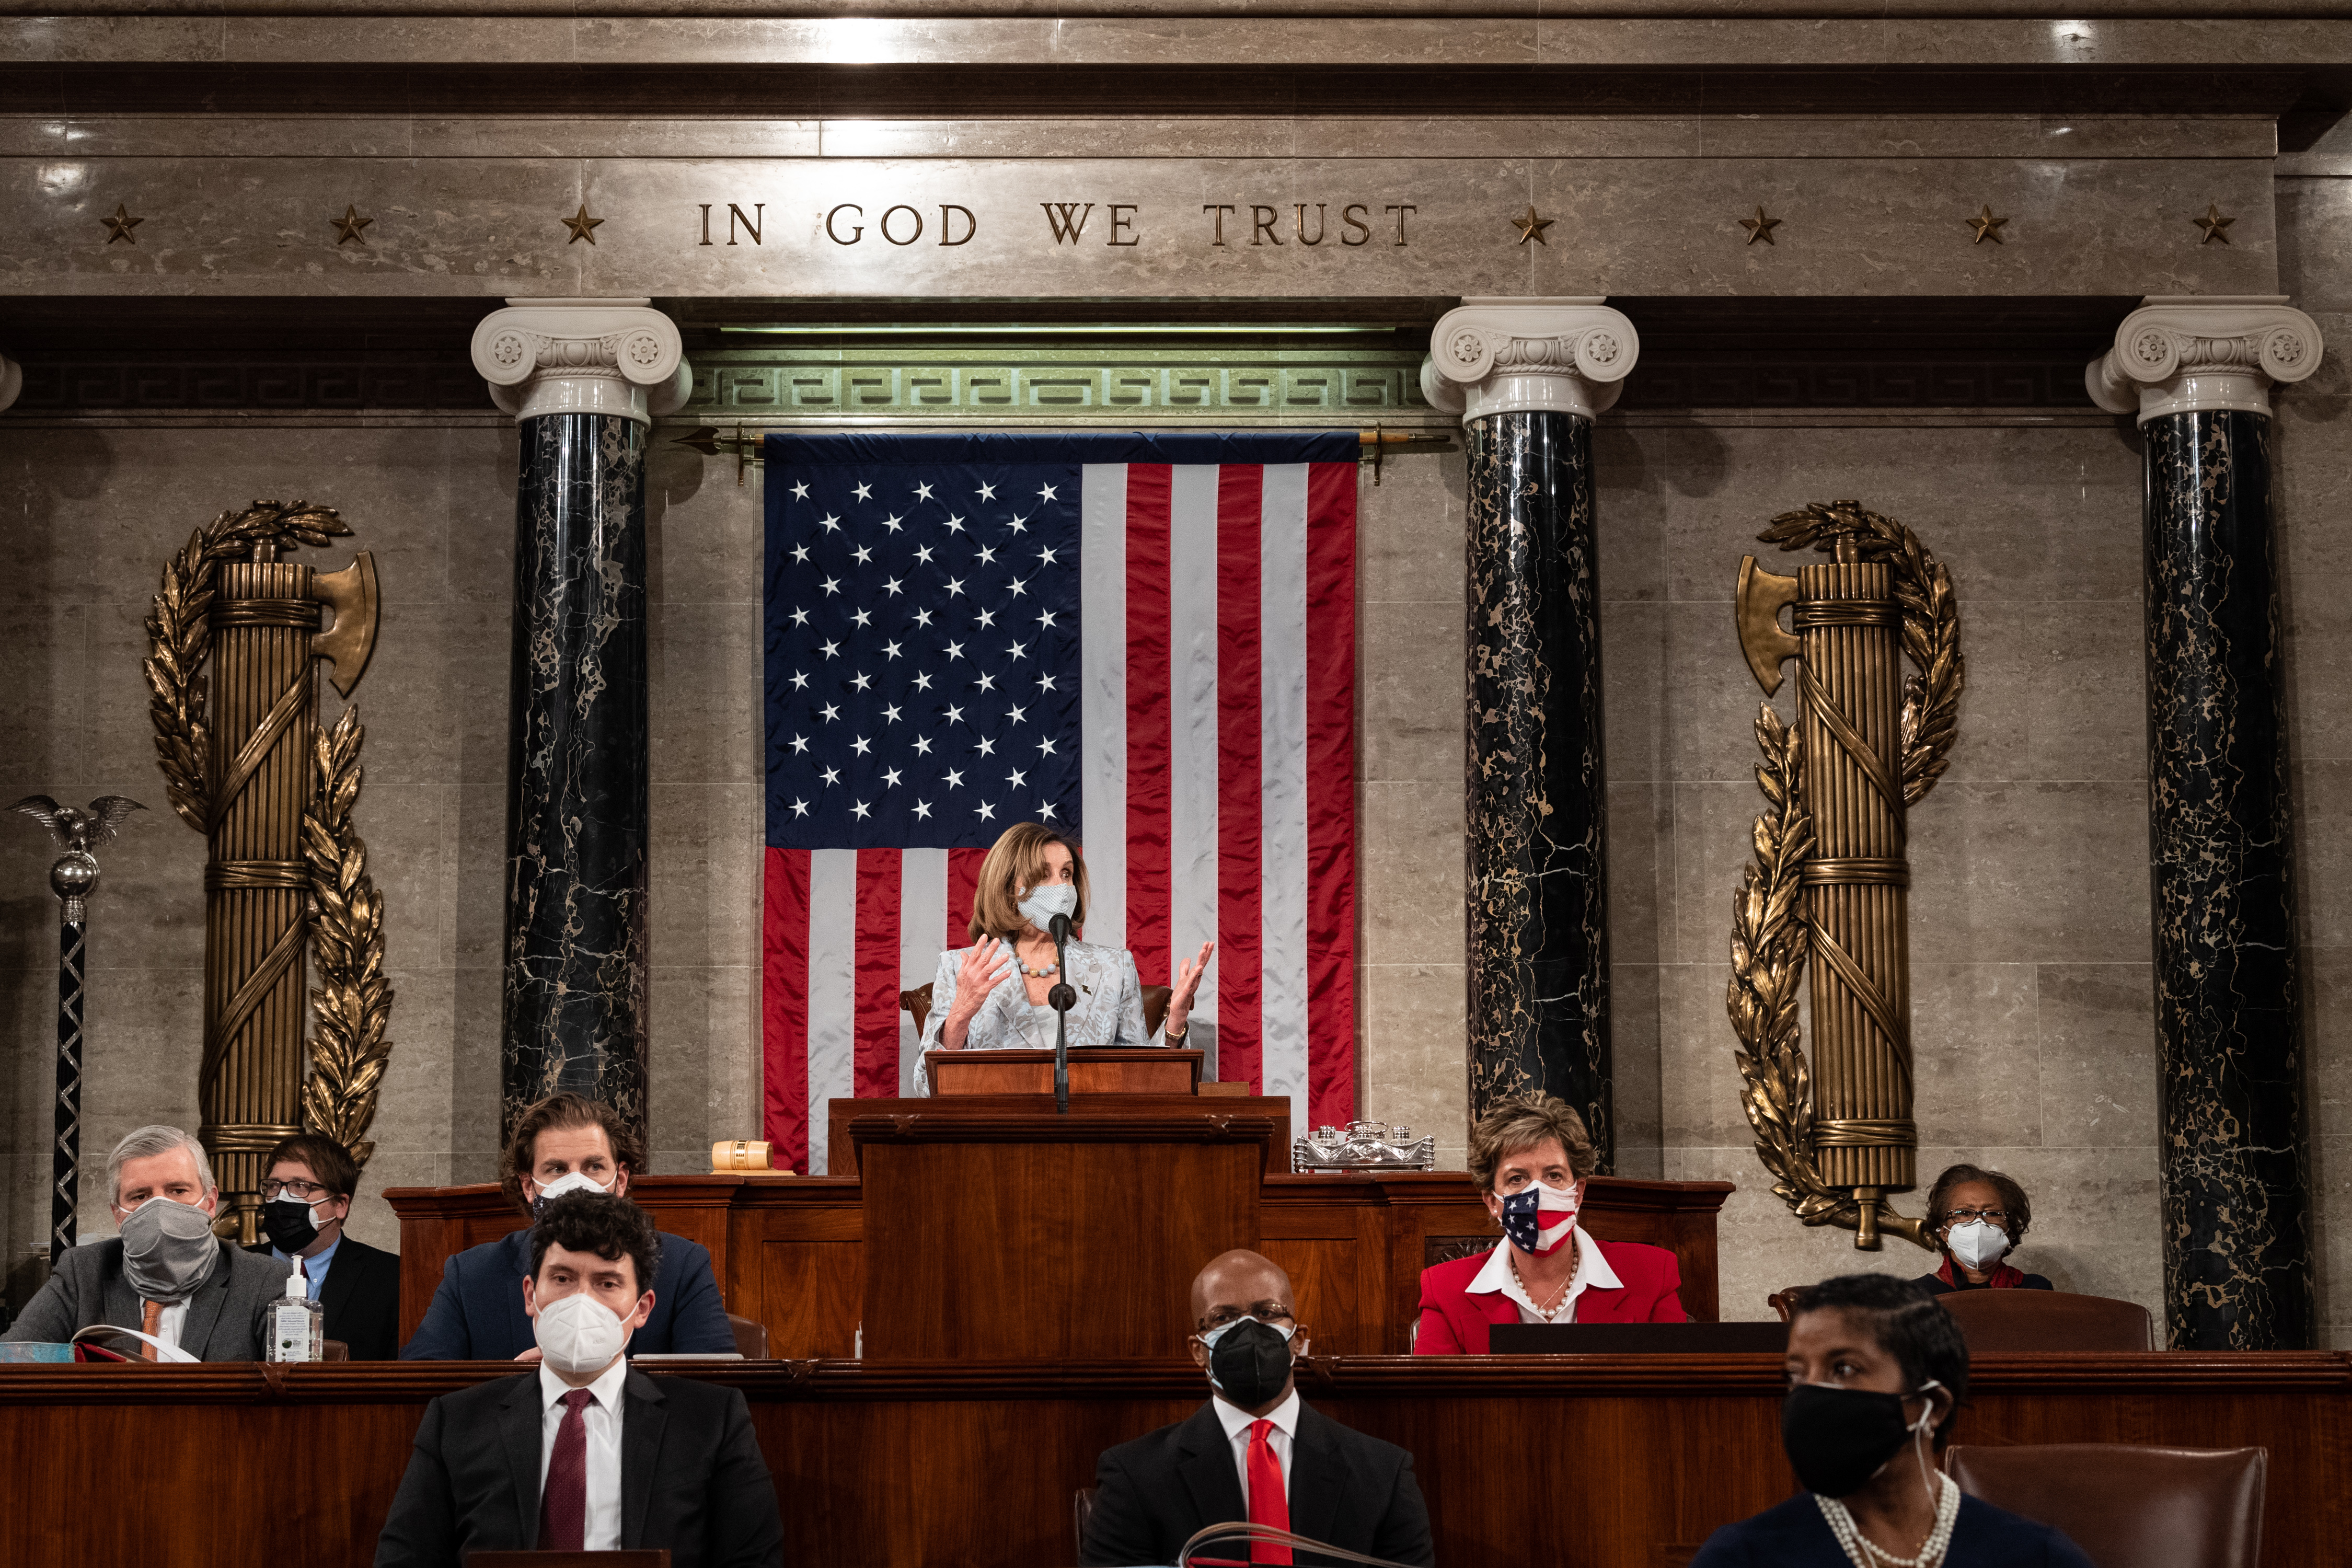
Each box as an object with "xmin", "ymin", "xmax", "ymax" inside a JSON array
[
  {"xmin": 942, "ymin": 939, "xmax": 1016, "ymax": 1048},
  {"xmin": 1169, "ymin": 940, "xmax": 1214, "ymax": 1033}
]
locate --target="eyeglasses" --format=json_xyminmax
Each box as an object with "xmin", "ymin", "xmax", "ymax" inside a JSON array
[
  {"xmin": 1197, "ymin": 1306, "xmax": 1295, "ymax": 1332},
  {"xmin": 261, "ymin": 1179, "xmax": 333, "ymax": 1201},
  {"xmin": 1944, "ymin": 1206, "xmax": 2008, "ymax": 1225}
]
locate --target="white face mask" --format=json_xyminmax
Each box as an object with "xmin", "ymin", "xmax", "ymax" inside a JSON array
[
  {"xmin": 1017, "ymin": 882, "xmax": 1079, "ymax": 935},
  {"xmin": 1946, "ymin": 1218, "xmax": 2011, "ymax": 1271},
  {"xmin": 530, "ymin": 1170, "xmax": 614, "ymax": 1216},
  {"xmin": 532, "ymin": 1289, "xmax": 638, "ymax": 1376}
]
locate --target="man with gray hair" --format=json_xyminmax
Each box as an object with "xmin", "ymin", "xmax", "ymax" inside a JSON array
[{"xmin": 3, "ymin": 1124, "xmax": 287, "ymax": 1359}]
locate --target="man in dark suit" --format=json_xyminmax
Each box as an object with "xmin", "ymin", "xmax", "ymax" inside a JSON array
[
  {"xmin": 375, "ymin": 1193, "xmax": 782, "ymax": 1568},
  {"xmin": 1081, "ymin": 1249, "xmax": 1433, "ymax": 1567},
  {"xmin": 399, "ymin": 1093, "xmax": 735, "ymax": 1359},
  {"xmin": 2, "ymin": 1124, "xmax": 285, "ymax": 1359},
  {"xmin": 245, "ymin": 1132, "xmax": 401, "ymax": 1359}
]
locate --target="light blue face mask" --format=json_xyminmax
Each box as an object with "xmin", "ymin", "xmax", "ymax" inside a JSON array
[{"xmin": 1017, "ymin": 882, "xmax": 1079, "ymax": 935}]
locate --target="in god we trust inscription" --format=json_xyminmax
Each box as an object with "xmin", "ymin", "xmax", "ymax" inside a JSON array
[{"xmin": 689, "ymin": 197, "xmax": 1417, "ymax": 251}]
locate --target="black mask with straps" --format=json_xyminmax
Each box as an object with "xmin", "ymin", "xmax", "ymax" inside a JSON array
[
  {"xmin": 1781, "ymin": 1380, "xmax": 1943, "ymax": 1497},
  {"xmin": 1199, "ymin": 1317, "xmax": 1297, "ymax": 1409},
  {"xmin": 261, "ymin": 1196, "xmax": 322, "ymax": 1255}
]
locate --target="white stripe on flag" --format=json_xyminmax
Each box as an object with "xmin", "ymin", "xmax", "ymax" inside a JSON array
[
  {"xmin": 805, "ymin": 848, "xmax": 859, "ymax": 1176},
  {"xmin": 898, "ymin": 847, "xmax": 949, "ymax": 1096},
  {"xmin": 1168, "ymin": 465, "xmax": 1220, "ymax": 1018},
  {"xmin": 1079, "ymin": 463, "xmax": 1128, "ymax": 950},
  {"xmin": 1259, "ymin": 464, "xmax": 1311, "ymax": 1134}
]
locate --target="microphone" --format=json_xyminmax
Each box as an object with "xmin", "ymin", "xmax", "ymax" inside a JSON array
[{"xmin": 1047, "ymin": 910, "xmax": 1076, "ymax": 1114}]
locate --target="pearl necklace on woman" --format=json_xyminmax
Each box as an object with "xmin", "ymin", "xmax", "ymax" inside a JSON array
[
  {"xmin": 1816, "ymin": 1470, "xmax": 1960, "ymax": 1568},
  {"xmin": 1506, "ymin": 1250, "xmax": 1577, "ymax": 1322}
]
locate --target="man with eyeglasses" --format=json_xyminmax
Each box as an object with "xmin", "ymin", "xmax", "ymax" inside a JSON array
[
  {"xmin": 243, "ymin": 1132, "xmax": 402, "ymax": 1358},
  {"xmin": 1079, "ymin": 1248, "xmax": 1433, "ymax": 1567}
]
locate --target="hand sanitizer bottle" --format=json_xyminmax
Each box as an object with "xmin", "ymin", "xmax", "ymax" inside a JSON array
[{"xmin": 268, "ymin": 1261, "xmax": 323, "ymax": 1363}]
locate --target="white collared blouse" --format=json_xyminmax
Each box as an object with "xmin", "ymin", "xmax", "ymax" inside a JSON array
[{"xmin": 915, "ymin": 935, "xmax": 1154, "ymax": 1094}]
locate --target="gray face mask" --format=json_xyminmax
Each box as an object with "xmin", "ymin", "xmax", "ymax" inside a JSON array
[{"xmin": 119, "ymin": 1197, "xmax": 222, "ymax": 1302}]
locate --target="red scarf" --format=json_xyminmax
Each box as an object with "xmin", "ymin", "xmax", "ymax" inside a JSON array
[{"xmin": 1938, "ymin": 1253, "xmax": 2024, "ymax": 1290}]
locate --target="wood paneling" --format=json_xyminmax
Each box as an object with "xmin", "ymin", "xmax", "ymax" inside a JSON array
[
  {"xmin": 3, "ymin": 1356, "xmax": 2343, "ymax": 1568},
  {"xmin": 927, "ymin": 1048, "xmax": 1203, "ymax": 1096},
  {"xmin": 390, "ymin": 1159, "xmax": 1734, "ymax": 1360}
]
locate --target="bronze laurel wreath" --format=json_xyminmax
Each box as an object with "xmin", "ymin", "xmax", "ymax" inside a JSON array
[
  {"xmin": 1725, "ymin": 500, "xmax": 1961, "ymax": 1249},
  {"xmin": 143, "ymin": 500, "xmax": 395, "ymax": 1169}
]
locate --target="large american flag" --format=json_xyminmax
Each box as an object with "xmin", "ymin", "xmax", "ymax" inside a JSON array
[{"xmin": 761, "ymin": 432, "xmax": 1360, "ymax": 1175}]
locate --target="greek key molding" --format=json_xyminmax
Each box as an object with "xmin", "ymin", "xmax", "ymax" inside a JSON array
[
  {"xmin": 2086, "ymin": 295, "xmax": 2324, "ymax": 423},
  {"xmin": 1419, "ymin": 297, "xmax": 1640, "ymax": 423},
  {"xmin": 469, "ymin": 297, "xmax": 691, "ymax": 427}
]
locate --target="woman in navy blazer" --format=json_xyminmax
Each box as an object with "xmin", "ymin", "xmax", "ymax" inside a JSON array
[{"xmin": 1413, "ymin": 1096, "xmax": 1687, "ymax": 1354}]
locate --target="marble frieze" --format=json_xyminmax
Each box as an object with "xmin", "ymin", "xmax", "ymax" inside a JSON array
[{"xmin": 0, "ymin": 152, "xmax": 2279, "ymax": 300}]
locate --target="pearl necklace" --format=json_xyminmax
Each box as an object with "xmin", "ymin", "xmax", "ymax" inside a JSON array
[
  {"xmin": 1507, "ymin": 1251, "xmax": 1576, "ymax": 1322},
  {"xmin": 1816, "ymin": 1471, "xmax": 1959, "ymax": 1568},
  {"xmin": 1016, "ymin": 957, "xmax": 1058, "ymax": 978}
]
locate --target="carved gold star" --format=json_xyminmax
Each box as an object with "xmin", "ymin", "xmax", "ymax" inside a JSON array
[
  {"xmin": 562, "ymin": 203, "xmax": 604, "ymax": 245},
  {"xmin": 2194, "ymin": 202, "xmax": 2234, "ymax": 246},
  {"xmin": 1967, "ymin": 205, "xmax": 2009, "ymax": 245},
  {"xmin": 100, "ymin": 203, "xmax": 142, "ymax": 245},
  {"xmin": 330, "ymin": 204, "xmax": 373, "ymax": 246},
  {"xmin": 1738, "ymin": 205, "xmax": 1781, "ymax": 246},
  {"xmin": 1511, "ymin": 204, "xmax": 1555, "ymax": 246}
]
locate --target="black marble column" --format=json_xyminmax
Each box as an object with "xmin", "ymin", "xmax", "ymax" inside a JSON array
[
  {"xmin": 1465, "ymin": 410, "xmax": 1611, "ymax": 1166},
  {"xmin": 2141, "ymin": 410, "xmax": 2312, "ymax": 1351},
  {"xmin": 501, "ymin": 411, "xmax": 650, "ymax": 1139}
]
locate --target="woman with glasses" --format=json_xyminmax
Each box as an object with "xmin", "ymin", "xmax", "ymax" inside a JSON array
[{"xmin": 1913, "ymin": 1164, "xmax": 2054, "ymax": 1296}]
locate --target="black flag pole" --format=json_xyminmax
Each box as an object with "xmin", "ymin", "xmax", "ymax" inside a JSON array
[{"xmin": 11, "ymin": 795, "xmax": 143, "ymax": 1262}]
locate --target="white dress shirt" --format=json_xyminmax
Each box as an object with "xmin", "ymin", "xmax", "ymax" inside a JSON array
[
  {"xmin": 1209, "ymin": 1387, "xmax": 1300, "ymax": 1506},
  {"xmin": 537, "ymin": 1358, "xmax": 629, "ymax": 1550},
  {"xmin": 151, "ymin": 1299, "xmax": 188, "ymax": 1350},
  {"xmin": 1466, "ymin": 1228, "xmax": 1621, "ymax": 1324}
]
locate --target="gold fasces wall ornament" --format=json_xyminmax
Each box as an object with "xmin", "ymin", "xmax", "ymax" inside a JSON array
[
  {"xmin": 1726, "ymin": 500, "xmax": 1963, "ymax": 1250},
  {"xmin": 143, "ymin": 501, "xmax": 390, "ymax": 1243}
]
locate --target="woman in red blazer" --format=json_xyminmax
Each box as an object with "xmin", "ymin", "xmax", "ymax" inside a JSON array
[{"xmin": 1414, "ymin": 1096, "xmax": 1687, "ymax": 1354}]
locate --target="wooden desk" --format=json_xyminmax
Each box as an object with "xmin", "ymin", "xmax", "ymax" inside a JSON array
[
  {"xmin": 925, "ymin": 1046, "xmax": 1203, "ymax": 1095},
  {"xmin": 388, "ymin": 1172, "xmax": 1733, "ymax": 1358},
  {"xmin": 3, "ymin": 1355, "xmax": 2343, "ymax": 1567}
]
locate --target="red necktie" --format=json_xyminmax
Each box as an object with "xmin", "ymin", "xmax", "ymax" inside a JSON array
[
  {"xmin": 1247, "ymin": 1419, "xmax": 1292, "ymax": 1565},
  {"xmin": 538, "ymin": 1388, "xmax": 594, "ymax": 1550}
]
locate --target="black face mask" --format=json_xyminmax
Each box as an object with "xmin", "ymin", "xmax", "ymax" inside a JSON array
[
  {"xmin": 1781, "ymin": 1381, "xmax": 1937, "ymax": 1497},
  {"xmin": 1201, "ymin": 1319, "xmax": 1296, "ymax": 1409},
  {"xmin": 261, "ymin": 1197, "xmax": 321, "ymax": 1255}
]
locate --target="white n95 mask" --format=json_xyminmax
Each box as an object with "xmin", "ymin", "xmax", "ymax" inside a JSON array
[
  {"xmin": 533, "ymin": 1290, "xmax": 635, "ymax": 1376},
  {"xmin": 529, "ymin": 1170, "xmax": 613, "ymax": 1218},
  {"xmin": 1946, "ymin": 1219, "xmax": 2011, "ymax": 1271}
]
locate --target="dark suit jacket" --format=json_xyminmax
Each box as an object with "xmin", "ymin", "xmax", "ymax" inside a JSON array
[
  {"xmin": 372, "ymin": 1368, "xmax": 783, "ymax": 1568},
  {"xmin": 246, "ymin": 1235, "xmax": 402, "ymax": 1359},
  {"xmin": 1690, "ymin": 1491, "xmax": 2094, "ymax": 1567},
  {"xmin": 0, "ymin": 1238, "xmax": 286, "ymax": 1360},
  {"xmin": 1081, "ymin": 1399, "xmax": 1434, "ymax": 1567},
  {"xmin": 398, "ymin": 1226, "xmax": 734, "ymax": 1360}
]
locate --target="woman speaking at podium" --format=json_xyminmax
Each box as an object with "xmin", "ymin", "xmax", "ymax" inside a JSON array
[{"xmin": 917, "ymin": 821, "xmax": 1212, "ymax": 1093}]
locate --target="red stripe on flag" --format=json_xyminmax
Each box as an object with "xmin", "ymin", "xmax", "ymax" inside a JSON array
[
  {"xmin": 1125, "ymin": 463, "xmax": 1174, "ymax": 986},
  {"xmin": 946, "ymin": 846, "xmax": 986, "ymax": 951},
  {"xmin": 853, "ymin": 848, "xmax": 901, "ymax": 1099},
  {"xmin": 762, "ymin": 847, "xmax": 812, "ymax": 1174},
  {"xmin": 1216, "ymin": 463, "xmax": 1265, "ymax": 1091},
  {"xmin": 1304, "ymin": 460, "xmax": 1358, "ymax": 1125}
]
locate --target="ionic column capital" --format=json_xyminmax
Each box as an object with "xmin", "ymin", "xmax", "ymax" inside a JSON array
[
  {"xmin": 469, "ymin": 297, "xmax": 691, "ymax": 427},
  {"xmin": 1420, "ymin": 297, "xmax": 1639, "ymax": 423},
  {"xmin": 0, "ymin": 351, "xmax": 22, "ymax": 414},
  {"xmin": 2087, "ymin": 295, "xmax": 2323, "ymax": 423}
]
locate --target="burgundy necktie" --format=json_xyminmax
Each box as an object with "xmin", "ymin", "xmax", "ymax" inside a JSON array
[
  {"xmin": 538, "ymin": 1388, "xmax": 594, "ymax": 1550},
  {"xmin": 1247, "ymin": 1419, "xmax": 1292, "ymax": 1565}
]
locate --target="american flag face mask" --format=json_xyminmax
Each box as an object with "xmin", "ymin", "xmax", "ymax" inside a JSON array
[{"xmin": 1500, "ymin": 1181, "xmax": 1579, "ymax": 1255}]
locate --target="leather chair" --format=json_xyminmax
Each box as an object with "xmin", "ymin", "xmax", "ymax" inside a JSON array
[
  {"xmin": 1937, "ymin": 1288, "xmax": 2154, "ymax": 1351},
  {"xmin": 1945, "ymin": 1444, "xmax": 2265, "ymax": 1568},
  {"xmin": 320, "ymin": 1339, "xmax": 349, "ymax": 1362},
  {"xmin": 1766, "ymin": 1287, "xmax": 1807, "ymax": 1322},
  {"xmin": 1073, "ymin": 1485, "xmax": 1098, "ymax": 1559},
  {"xmin": 724, "ymin": 1313, "xmax": 769, "ymax": 1359},
  {"xmin": 901, "ymin": 981, "xmax": 1174, "ymax": 1039}
]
